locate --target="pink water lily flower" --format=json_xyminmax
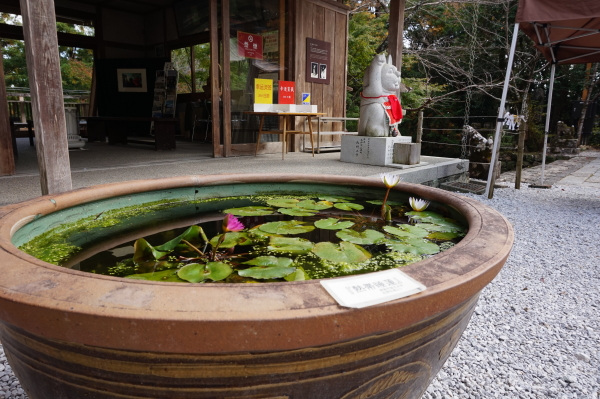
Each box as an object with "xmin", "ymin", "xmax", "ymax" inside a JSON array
[
  {"xmin": 222, "ymin": 214, "xmax": 245, "ymax": 232},
  {"xmin": 409, "ymin": 197, "xmax": 430, "ymax": 212}
]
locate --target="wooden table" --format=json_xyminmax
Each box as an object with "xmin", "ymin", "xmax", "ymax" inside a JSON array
[
  {"xmin": 245, "ymin": 112, "xmax": 325, "ymax": 160},
  {"xmin": 82, "ymin": 117, "xmax": 178, "ymax": 151}
]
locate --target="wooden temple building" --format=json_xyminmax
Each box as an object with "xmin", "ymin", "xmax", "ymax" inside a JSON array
[{"xmin": 0, "ymin": 0, "xmax": 405, "ymax": 194}]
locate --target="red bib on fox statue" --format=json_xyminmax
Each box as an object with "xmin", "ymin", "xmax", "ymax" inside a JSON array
[{"xmin": 358, "ymin": 54, "xmax": 403, "ymax": 137}]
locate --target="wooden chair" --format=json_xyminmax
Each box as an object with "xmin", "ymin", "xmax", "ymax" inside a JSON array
[{"xmin": 191, "ymin": 101, "xmax": 211, "ymax": 142}]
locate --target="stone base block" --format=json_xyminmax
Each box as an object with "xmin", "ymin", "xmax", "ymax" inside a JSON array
[
  {"xmin": 393, "ymin": 143, "xmax": 421, "ymax": 165},
  {"xmin": 341, "ymin": 135, "xmax": 411, "ymax": 166}
]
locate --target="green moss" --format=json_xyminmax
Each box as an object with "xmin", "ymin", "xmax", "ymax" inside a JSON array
[{"xmin": 19, "ymin": 198, "xmax": 189, "ymax": 265}]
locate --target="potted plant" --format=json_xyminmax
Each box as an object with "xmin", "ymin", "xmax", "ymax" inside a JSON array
[{"xmin": 0, "ymin": 174, "xmax": 513, "ymax": 399}]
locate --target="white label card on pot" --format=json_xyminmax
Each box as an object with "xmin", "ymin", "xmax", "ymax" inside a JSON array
[{"xmin": 320, "ymin": 269, "xmax": 426, "ymax": 309}]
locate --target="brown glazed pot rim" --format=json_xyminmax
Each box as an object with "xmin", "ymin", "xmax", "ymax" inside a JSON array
[{"xmin": 0, "ymin": 174, "xmax": 513, "ymax": 354}]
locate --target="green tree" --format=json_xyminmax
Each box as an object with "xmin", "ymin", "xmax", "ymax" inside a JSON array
[{"xmin": 1, "ymin": 14, "xmax": 94, "ymax": 92}]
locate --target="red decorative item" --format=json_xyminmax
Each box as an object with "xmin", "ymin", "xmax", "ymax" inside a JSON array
[{"xmin": 278, "ymin": 81, "xmax": 295, "ymax": 104}]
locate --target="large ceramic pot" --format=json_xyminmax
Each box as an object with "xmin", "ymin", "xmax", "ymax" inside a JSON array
[{"xmin": 0, "ymin": 174, "xmax": 513, "ymax": 399}]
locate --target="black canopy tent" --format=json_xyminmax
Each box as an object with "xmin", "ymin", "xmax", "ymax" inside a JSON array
[{"xmin": 485, "ymin": 0, "xmax": 600, "ymax": 197}]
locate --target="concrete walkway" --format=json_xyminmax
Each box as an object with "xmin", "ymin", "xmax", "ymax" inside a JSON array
[{"xmin": 1, "ymin": 138, "xmax": 599, "ymax": 206}]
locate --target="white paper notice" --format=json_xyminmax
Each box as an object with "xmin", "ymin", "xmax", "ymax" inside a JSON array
[{"xmin": 320, "ymin": 269, "xmax": 426, "ymax": 308}]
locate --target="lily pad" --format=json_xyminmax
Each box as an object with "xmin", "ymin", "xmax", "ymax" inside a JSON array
[
  {"xmin": 314, "ymin": 218, "xmax": 354, "ymax": 230},
  {"xmin": 284, "ymin": 267, "xmax": 308, "ymax": 281},
  {"xmin": 243, "ymin": 256, "xmax": 293, "ymax": 268},
  {"xmin": 319, "ymin": 196, "xmax": 352, "ymax": 203},
  {"xmin": 383, "ymin": 225, "xmax": 429, "ymax": 239},
  {"xmin": 418, "ymin": 217, "xmax": 465, "ymax": 233},
  {"xmin": 427, "ymin": 231, "xmax": 459, "ymax": 240},
  {"xmin": 222, "ymin": 206, "xmax": 274, "ymax": 216},
  {"xmin": 384, "ymin": 238, "xmax": 440, "ymax": 255},
  {"xmin": 336, "ymin": 229, "xmax": 385, "ymax": 245},
  {"xmin": 268, "ymin": 237, "xmax": 314, "ymax": 254},
  {"xmin": 125, "ymin": 269, "xmax": 184, "ymax": 282},
  {"xmin": 155, "ymin": 226, "xmax": 206, "ymax": 252},
  {"xmin": 238, "ymin": 266, "xmax": 297, "ymax": 279},
  {"xmin": 334, "ymin": 202, "xmax": 364, "ymax": 211},
  {"xmin": 405, "ymin": 211, "xmax": 445, "ymax": 220},
  {"xmin": 417, "ymin": 223, "xmax": 459, "ymax": 233},
  {"xmin": 177, "ymin": 262, "xmax": 233, "ymax": 283},
  {"xmin": 259, "ymin": 221, "xmax": 315, "ymax": 235},
  {"xmin": 296, "ymin": 200, "xmax": 334, "ymax": 210},
  {"xmin": 249, "ymin": 225, "xmax": 282, "ymax": 238},
  {"xmin": 278, "ymin": 208, "xmax": 318, "ymax": 217},
  {"xmin": 266, "ymin": 198, "xmax": 299, "ymax": 208},
  {"xmin": 365, "ymin": 200, "xmax": 402, "ymax": 206},
  {"xmin": 209, "ymin": 232, "xmax": 254, "ymax": 248},
  {"xmin": 133, "ymin": 238, "xmax": 170, "ymax": 264},
  {"xmin": 312, "ymin": 241, "xmax": 372, "ymax": 263}
]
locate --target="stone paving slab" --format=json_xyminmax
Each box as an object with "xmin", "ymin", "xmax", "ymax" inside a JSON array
[{"xmin": 497, "ymin": 149, "xmax": 600, "ymax": 187}]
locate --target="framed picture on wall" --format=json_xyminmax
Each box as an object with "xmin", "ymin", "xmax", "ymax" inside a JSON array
[{"xmin": 117, "ymin": 69, "xmax": 147, "ymax": 92}]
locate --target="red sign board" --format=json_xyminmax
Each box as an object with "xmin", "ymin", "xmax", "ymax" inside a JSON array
[
  {"xmin": 237, "ymin": 31, "xmax": 263, "ymax": 60},
  {"xmin": 278, "ymin": 81, "xmax": 295, "ymax": 104}
]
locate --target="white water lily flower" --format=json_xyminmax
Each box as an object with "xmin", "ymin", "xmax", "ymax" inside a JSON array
[
  {"xmin": 380, "ymin": 173, "xmax": 401, "ymax": 188},
  {"xmin": 409, "ymin": 197, "xmax": 430, "ymax": 212}
]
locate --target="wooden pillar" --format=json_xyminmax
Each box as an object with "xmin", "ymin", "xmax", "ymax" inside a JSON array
[
  {"xmin": 388, "ymin": 0, "xmax": 406, "ymax": 68},
  {"xmin": 221, "ymin": 0, "xmax": 232, "ymax": 157},
  {"xmin": 20, "ymin": 0, "xmax": 72, "ymax": 194},
  {"xmin": 416, "ymin": 110, "xmax": 423, "ymax": 143},
  {"xmin": 190, "ymin": 46, "xmax": 196, "ymax": 93},
  {"xmin": 515, "ymin": 121, "xmax": 526, "ymax": 189},
  {"xmin": 209, "ymin": 0, "xmax": 222, "ymax": 157},
  {"xmin": 0, "ymin": 46, "xmax": 16, "ymax": 176}
]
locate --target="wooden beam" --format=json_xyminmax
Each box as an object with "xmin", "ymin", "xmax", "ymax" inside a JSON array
[
  {"xmin": 95, "ymin": 6, "xmax": 106, "ymax": 59},
  {"xmin": 221, "ymin": 0, "xmax": 232, "ymax": 157},
  {"xmin": 0, "ymin": 46, "xmax": 16, "ymax": 176},
  {"xmin": 0, "ymin": 23, "xmax": 96, "ymax": 49},
  {"xmin": 388, "ymin": 0, "xmax": 406, "ymax": 68},
  {"xmin": 20, "ymin": 0, "xmax": 72, "ymax": 195}
]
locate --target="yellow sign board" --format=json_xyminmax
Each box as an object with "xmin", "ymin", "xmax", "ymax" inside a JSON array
[{"xmin": 254, "ymin": 78, "xmax": 273, "ymax": 104}]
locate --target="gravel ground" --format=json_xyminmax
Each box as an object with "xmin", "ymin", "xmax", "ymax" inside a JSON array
[
  {"xmin": 0, "ymin": 184, "xmax": 598, "ymax": 398},
  {"xmin": 423, "ymin": 184, "xmax": 600, "ymax": 399}
]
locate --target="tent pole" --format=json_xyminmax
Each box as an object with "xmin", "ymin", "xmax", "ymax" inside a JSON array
[
  {"xmin": 540, "ymin": 63, "xmax": 556, "ymax": 185},
  {"xmin": 485, "ymin": 23, "xmax": 520, "ymax": 198}
]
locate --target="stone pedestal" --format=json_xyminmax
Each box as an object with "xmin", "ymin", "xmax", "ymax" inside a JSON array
[
  {"xmin": 394, "ymin": 143, "xmax": 421, "ymax": 165},
  {"xmin": 341, "ymin": 135, "xmax": 411, "ymax": 166}
]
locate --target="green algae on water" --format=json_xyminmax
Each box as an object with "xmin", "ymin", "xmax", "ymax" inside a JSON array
[{"xmin": 18, "ymin": 198, "xmax": 191, "ymax": 265}]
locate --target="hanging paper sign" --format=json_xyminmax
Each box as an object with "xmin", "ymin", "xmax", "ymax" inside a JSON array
[
  {"xmin": 305, "ymin": 38, "xmax": 331, "ymax": 85},
  {"xmin": 278, "ymin": 81, "xmax": 295, "ymax": 104},
  {"xmin": 263, "ymin": 31, "xmax": 279, "ymax": 53},
  {"xmin": 238, "ymin": 31, "xmax": 263, "ymax": 60},
  {"xmin": 254, "ymin": 78, "xmax": 273, "ymax": 104}
]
